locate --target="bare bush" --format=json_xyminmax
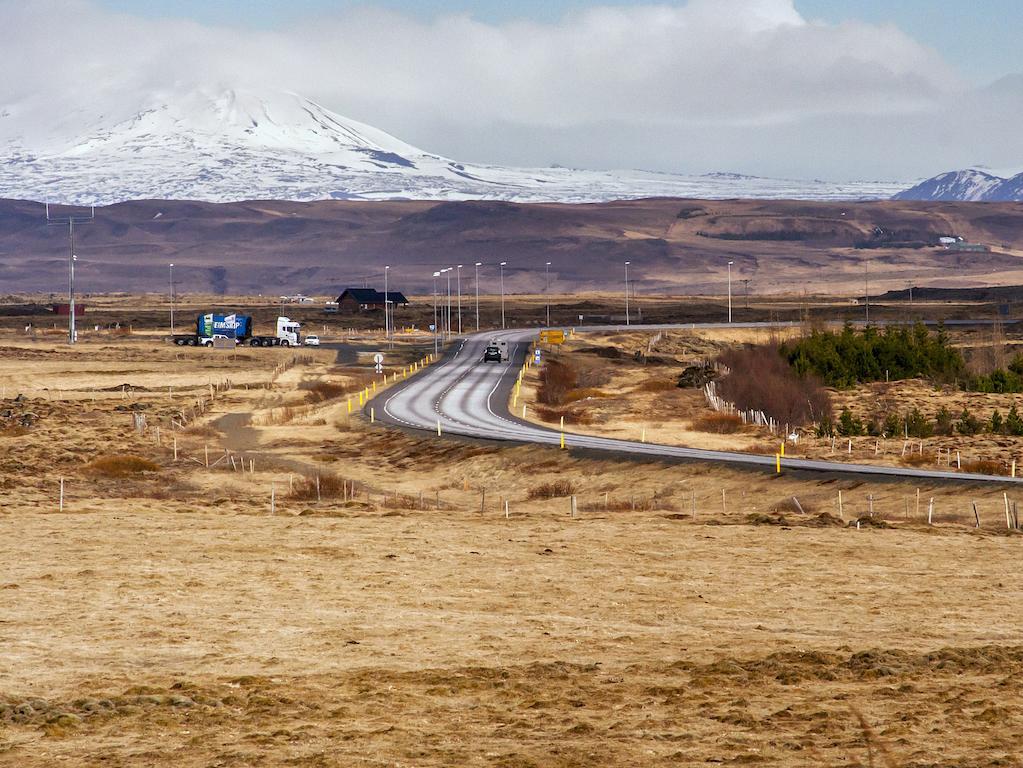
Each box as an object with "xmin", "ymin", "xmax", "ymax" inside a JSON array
[
  {"xmin": 537, "ymin": 360, "xmax": 578, "ymax": 405},
  {"xmin": 84, "ymin": 454, "xmax": 161, "ymax": 478},
  {"xmin": 289, "ymin": 473, "xmax": 349, "ymax": 501},
  {"xmin": 527, "ymin": 480, "xmax": 578, "ymax": 500},
  {"xmin": 716, "ymin": 343, "xmax": 831, "ymax": 427}
]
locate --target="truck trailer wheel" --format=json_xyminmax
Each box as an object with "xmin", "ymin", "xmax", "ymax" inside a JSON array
[
  {"xmin": 188, "ymin": 338, "xmax": 198, "ymax": 346},
  {"xmin": 249, "ymin": 339, "xmax": 260, "ymax": 347}
]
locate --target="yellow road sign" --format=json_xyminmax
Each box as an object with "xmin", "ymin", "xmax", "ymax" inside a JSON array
[{"xmin": 539, "ymin": 329, "xmax": 565, "ymax": 344}]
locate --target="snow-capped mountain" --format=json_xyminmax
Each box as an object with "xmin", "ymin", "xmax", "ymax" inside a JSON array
[
  {"xmin": 0, "ymin": 87, "xmax": 906, "ymax": 205},
  {"xmin": 894, "ymin": 168, "xmax": 1023, "ymax": 202}
]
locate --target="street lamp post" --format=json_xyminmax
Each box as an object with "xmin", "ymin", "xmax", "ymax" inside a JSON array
[
  {"xmin": 456, "ymin": 264, "xmax": 463, "ymax": 335},
  {"xmin": 432, "ymin": 271, "xmax": 440, "ymax": 354},
  {"xmin": 624, "ymin": 261, "xmax": 631, "ymax": 326},
  {"xmin": 545, "ymin": 261, "xmax": 551, "ymax": 327},
  {"xmin": 444, "ymin": 268, "xmax": 452, "ymax": 338},
  {"xmin": 727, "ymin": 260, "xmax": 734, "ymax": 323},
  {"xmin": 384, "ymin": 265, "xmax": 390, "ymax": 342},
  {"xmin": 499, "ymin": 262, "xmax": 507, "ymax": 329},
  {"xmin": 45, "ymin": 203, "xmax": 94, "ymax": 345},
  {"xmin": 169, "ymin": 263, "xmax": 175, "ymax": 334},
  {"xmin": 474, "ymin": 262, "xmax": 482, "ymax": 332}
]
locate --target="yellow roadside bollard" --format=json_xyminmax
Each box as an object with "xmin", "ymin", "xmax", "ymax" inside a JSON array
[
  {"xmin": 347, "ymin": 397, "xmax": 352, "ymax": 414},
  {"xmin": 641, "ymin": 428, "xmax": 646, "ymax": 443},
  {"xmin": 560, "ymin": 431, "xmax": 566, "ymax": 449},
  {"xmin": 776, "ymin": 454, "xmax": 781, "ymax": 474},
  {"xmin": 522, "ymin": 404, "xmax": 526, "ymax": 418},
  {"xmin": 780, "ymin": 442, "xmax": 785, "ymax": 457}
]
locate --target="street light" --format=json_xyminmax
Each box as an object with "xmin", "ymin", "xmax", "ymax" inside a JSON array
[
  {"xmin": 545, "ymin": 261, "xmax": 552, "ymax": 327},
  {"xmin": 727, "ymin": 260, "xmax": 734, "ymax": 323},
  {"xmin": 474, "ymin": 262, "xmax": 482, "ymax": 332},
  {"xmin": 432, "ymin": 271, "xmax": 440, "ymax": 354},
  {"xmin": 45, "ymin": 202, "xmax": 94, "ymax": 345},
  {"xmin": 499, "ymin": 262, "xmax": 507, "ymax": 329},
  {"xmin": 384, "ymin": 264, "xmax": 390, "ymax": 342},
  {"xmin": 169, "ymin": 263, "xmax": 175, "ymax": 334},
  {"xmin": 442, "ymin": 267, "xmax": 452, "ymax": 338},
  {"xmin": 624, "ymin": 261, "xmax": 631, "ymax": 327},
  {"xmin": 456, "ymin": 264, "xmax": 463, "ymax": 335}
]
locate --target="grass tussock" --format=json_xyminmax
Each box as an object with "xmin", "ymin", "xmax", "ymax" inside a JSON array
[
  {"xmin": 563, "ymin": 387, "xmax": 612, "ymax": 403},
  {"xmin": 691, "ymin": 412, "xmax": 745, "ymax": 434},
  {"xmin": 526, "ymin": 480, "xmax": 578, "ymax": 500},
  {"xmin": 84, "ymin": 454, "xmax": 161, "ymax": 478},
  {"xmin": 961, "ymin": 459, "xmax": 1005, "ymax": 476},
  {"xmin": 900, "ymin": 453, "xmax": 937, "ymax": 467}
]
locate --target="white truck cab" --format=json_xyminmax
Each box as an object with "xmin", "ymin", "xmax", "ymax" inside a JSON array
[{"xmin": 277, "ymin": 316, "xmax": 302, "ymax": 346}]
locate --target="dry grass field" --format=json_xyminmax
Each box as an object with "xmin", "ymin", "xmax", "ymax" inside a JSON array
[{"xmin": 2, "ymin": 327, "xmax": 1023, "ymax": 766}]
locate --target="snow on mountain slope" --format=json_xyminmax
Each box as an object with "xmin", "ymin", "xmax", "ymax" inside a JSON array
[
  {"xmin": 0, "ymin": 87, "xmax": 906, "ymax": 205},
  {"xmin": 893, "ymin": 169, "xmax": 1006, "ymax": 202}
]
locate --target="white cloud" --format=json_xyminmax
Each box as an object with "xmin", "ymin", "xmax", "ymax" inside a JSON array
[{"xmin": 0, "ymin": 0, "xmax": 1013, "ymax": 179}]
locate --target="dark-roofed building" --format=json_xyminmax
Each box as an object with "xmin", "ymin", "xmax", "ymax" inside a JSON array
[{"xmin": 336, "ymin": 289, "xmax": 409, "ymax": 314}]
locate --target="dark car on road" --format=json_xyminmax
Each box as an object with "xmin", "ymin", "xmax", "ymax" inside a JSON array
[{"xmin": 483, "ymin": 345, "xmax": 503, "ymax": 362}]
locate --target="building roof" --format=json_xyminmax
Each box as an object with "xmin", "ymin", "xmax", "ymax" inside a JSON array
[{"xmin": 337, "ymin": 288, "xmax": 409, "ymax": 304}]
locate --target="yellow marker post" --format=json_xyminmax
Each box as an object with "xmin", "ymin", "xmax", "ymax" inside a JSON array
[
  {"xmin": 780, "ymin": 442, "xmax": 785, "ymax": 457},
  {"xmin": 641, "ymin": 428, "xmax": 646, "ymax": 443},
  {"xmin": 347, "ymin": 397, "xmax": 352, "ymax": 414},
  {"xmin": 522, "ymin": 404, "xmax": 526, "ymax": 418},
  {"xmin": 776, "ymin": 454, "xmax": 781, "ymax": 473},
  {"xmin": 560, "ymin": 431, "xmax": 565, "ymax": 450}
]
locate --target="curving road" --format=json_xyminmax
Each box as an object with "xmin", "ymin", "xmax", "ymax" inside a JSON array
[{"xmin": 373, "ymin": 325, "xmax": 1022, "ymax": 485}]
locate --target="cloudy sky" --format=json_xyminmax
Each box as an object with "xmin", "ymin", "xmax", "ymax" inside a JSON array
[{"xmin": 3, "ymin": 0, "xmax": 1021, "ymax": 181}]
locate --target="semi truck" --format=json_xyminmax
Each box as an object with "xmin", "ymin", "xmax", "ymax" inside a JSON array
[{"xmin": 172, "ymin": 314, "xmax": 303, "ymax": 347}]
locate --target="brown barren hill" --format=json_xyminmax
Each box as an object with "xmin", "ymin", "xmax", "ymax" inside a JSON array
[{"xmin": 3, "ymin": 197, "xmax": 1023, "ymax": 295}]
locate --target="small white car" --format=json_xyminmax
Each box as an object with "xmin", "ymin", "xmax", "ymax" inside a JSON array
[{"xmin": 304, "ymin": 335, "xmax": 321, "ymax": 347}]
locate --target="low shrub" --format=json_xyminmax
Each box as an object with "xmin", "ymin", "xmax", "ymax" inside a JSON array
[
  {"xmin": 84, "ymin": 454, "xmax": 161, "ymax": 478},
  {"xmin": 302, "ymin": 380, "xmax": 351, "ymax": 403},
  {"xmin": 534, "ymin": 406, "xmax": 594, "ymax": 425},
  {"xmin": 526, "ymin": 480, "xmax": 578, "ymax": 500},
  {"xmin": 690, "ymin": 412, "xmax": 744, "ymax": 434},
  {"xmin": 289, "ymin": 473, "xmax": 349, "ymax": 501},
  {"xmin": 537, "ymin": 360, "xmax": 578, "ymax": 405}
]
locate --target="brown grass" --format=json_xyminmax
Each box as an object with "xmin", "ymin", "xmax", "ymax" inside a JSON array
[
  {"xmin": 301, "ymin": 380, "xmax": 351, "ymax": 403},
  {"xmin": 534, "ymin": 405, "xmax": 594, "ymax": 425},
  {"xmin": 690, "ymin": 412, "xmax": 745, "ymax": 434},
  {"xmin": 632, "ymin": 379, "xmax": 678, "ymax": 393},
  {"xmin": 84, "ymin": 454, "xmax": 161, "ymax": 478},
  {"xmin": 563, "ymin": 387, "xmax": 612, "ymax": 403}
]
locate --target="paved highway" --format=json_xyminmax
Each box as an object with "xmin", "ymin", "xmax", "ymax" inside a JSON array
[{"xmin": 374, "ymin": 325, "xmax": 1022, "ymax": 485}]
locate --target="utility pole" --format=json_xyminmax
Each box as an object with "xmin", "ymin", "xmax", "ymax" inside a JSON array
[
  {"xmin": 169, "ymin": 263, "xmax": 175, "ymax": 334},
  {"xmin": 474, "ymin": 262, "xmax": 482, "ymax": 332},
  {"xmin": 499, "ymin": 261, "xmax": 507, "ymax": 329},
  {"xmin": 624, "ymin": 261, "xmax": 631, "ymax": 326},
  {"xmin": 444, "ymin": 268, "xmax": 452, "ymax": 338},
  {"xmin": 743, "ymin": 279, "xmax": 750, "ymax": 310},
  {"xmin": 545, "ymin": 261, "xmax": 552, "ymax": 327},
  {"xmin": 46, "ymin": 203, "xmax": 94, "ymax": 345}
]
